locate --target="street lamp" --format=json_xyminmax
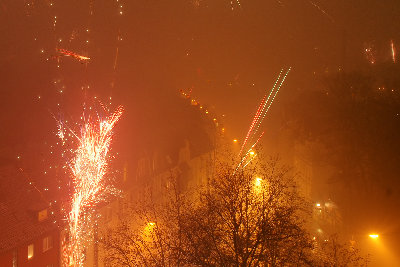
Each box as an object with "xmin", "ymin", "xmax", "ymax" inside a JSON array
[
  {"xmin": 369, "ymin": 234, "xmax": 379, "ymax": 239},
  {"xmin": 255, "ymin": 177, "xmax": 262, "ymax": 187}
]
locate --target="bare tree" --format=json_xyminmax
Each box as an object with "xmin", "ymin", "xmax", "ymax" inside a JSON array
[
  {"xmin": 101, "ymin": 176, "xmax": 193, "ymax": 267},
  {"xmin": 312, "ymin": 233, "xmax": 368, "ymax": 267},
  {"xmin": 101, "ymin": 157, "xmax": 315, "ymax": 266},
  {"xmin": 182, "ymin": 157, "xmax": 313, "ymax": 266}
]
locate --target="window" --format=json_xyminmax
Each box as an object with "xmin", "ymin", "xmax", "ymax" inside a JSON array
[
  {"xmin": 43, "ymin": 235, "xmax": 53, "ymax": 252},
  {"xmin": 38, "ymin": 208, "xmax": 48, "ymax": 222},
  {"xmin": 27, "ymin": 244, "xmax": 34, "ymax": 259}
]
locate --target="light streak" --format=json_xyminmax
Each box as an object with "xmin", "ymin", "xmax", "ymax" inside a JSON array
[
  {"xmin": 235, "ymin": 68, "xmax": 290, "ymax": 172},
  {"xmin": 113, "ymin": 47, "xmax": 119, "ymax": 71},
  {"xmin": 242, "ymin": 153, "xmax": 257, "ymax": 168},
  {"xmin": 58, "ymin": 48, "xmax": 90, "ymax": 62},
  {"xmin": 63, "ymin": 106, "xmax": 124, "ymax": 266},
  {"xmin": 251, "ymin": 69, "xmax": 290, "ymax": 138},
  {"xmin": 391, "ymin": 40, "xmax": 396, "ymax": 63},
  {"xmin": 308, "ymin": 0, "xmax": 335, "ymax": 22},
  {"xmin": 238, "ymin": 68, "xmax": 290, "ymax": 158},
  {"xmin": 235, "ymin": 132, "xmax": 264, "ymax": 172}
]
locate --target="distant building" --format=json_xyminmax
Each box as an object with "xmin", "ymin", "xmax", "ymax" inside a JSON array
[
  {"xmin": 0, "ymin": 166, "xmax": 61, "ymax": 267},
  {"xmin": 76, "ymin": 138, "xmax": 214, "ymax": 267},
  {"xmin": 277, "ymin": 128, "xmax": 343, "ymax": 239}
]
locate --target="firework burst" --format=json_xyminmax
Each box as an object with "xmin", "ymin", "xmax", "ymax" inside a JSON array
[{"xmin": 62, "ymin": 105, "xmax": 124, "ymax": 266}]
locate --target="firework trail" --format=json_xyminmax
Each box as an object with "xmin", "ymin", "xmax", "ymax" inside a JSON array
[
  {"xmin": 235, "ymin": 68, "xmax": 291, "ymax": 171},
  {"xmin": 63, "ymin": 106, "xmax": 123, "ymax": 266},
  {"xmin": 57, "ymin": 48, "xmax": 90, "ymax": 62},
  {"xmin": 238, "ymin": 68, "xmax": 290, "ymax": 156},
  {"xmin": 391, "ymin": 40, "xmax": 396, "ymax": 63},
  {"xmin": 308, "ymin": 0, "xmax": 335, "ymax": 22}
]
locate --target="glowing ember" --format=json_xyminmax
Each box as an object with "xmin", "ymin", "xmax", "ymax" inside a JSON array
[{"xmin": 63, "ymin": 106, "xmax": 123, "ymax": 266}]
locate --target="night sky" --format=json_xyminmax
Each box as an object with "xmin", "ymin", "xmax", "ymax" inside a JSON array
[
  {"xmin": 1, "ymin": 1, "xmax": 399, "ymax": 137},
  {"xmin": 1, "ymin": 0, "xmax": 400, "ymax": 264}
]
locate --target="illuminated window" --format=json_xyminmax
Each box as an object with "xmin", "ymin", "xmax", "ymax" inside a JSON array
[
  {"xmin": 38, "ymin": 209, "xmax": 48, "ymax": 222},
  {"xmin": 43, "ymin": 236, "xmax": 53, "ymax": 252},
  {"xmin": 12, "ymin": 249, "xmax": 17, "ymax": 267},
  {"xmin": 27, "ymin": 244, "xmax": 34, "ymax": 259}
]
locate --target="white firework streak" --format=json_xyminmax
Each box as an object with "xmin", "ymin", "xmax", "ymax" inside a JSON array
[{"xmin": 63, "ymin": 106, "xmax": 124, "ymax": 266}]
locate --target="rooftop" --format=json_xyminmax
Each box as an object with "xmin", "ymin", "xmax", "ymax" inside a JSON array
[{"xmin": 0, "ymin": 165, "xmax": 60, "ymax": 253}]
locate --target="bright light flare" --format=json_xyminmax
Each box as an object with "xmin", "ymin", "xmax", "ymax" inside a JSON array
[{"xmin": 369, "ymin": 234, "xmax": 379, "ymax": 239}]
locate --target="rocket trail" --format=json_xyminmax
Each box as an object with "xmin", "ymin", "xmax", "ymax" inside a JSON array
[
  {"xmin": 235, "ymin": 68, "xmax": 291, "ymax": 172},
  {"xmin": 238, "ymin": 68, "xmax": 290, "ymax": 158}
]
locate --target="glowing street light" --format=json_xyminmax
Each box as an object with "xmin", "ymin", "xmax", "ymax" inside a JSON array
[
  {"xmin": 143, "ymin": 222, "xmax": 156, "ymax": 242},
  {"xmin": 369, "ymin": 234, "xmax": 379, "ymax": 239}
]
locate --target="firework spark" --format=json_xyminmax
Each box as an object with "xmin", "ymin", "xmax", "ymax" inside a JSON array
[
  {"xmin": 63, "ymin": 106, "xmax": 123, "ymax": 266},
  {"xmin": 364, "ymin": 42, "xmax": 376, "ymax": 64},
  {"xmin": 230, "ymin": 0, "xmax": 241, "ymax": 10}
]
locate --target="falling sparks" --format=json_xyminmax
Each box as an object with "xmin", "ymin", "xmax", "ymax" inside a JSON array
[
  {"xmin": 63, "ymin": 106, "xmax": 124, "ymax": 266},
  {"xmin": 56, "ymin": 119, "xmax": 65, "ymax": 145},
  {"xmin": 364, "ymin": 42, "xmax": 376, "ymax": 64},
  {"xmin": 230, "ymin": 0, "xmax": 241, "ymax": 10}
]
